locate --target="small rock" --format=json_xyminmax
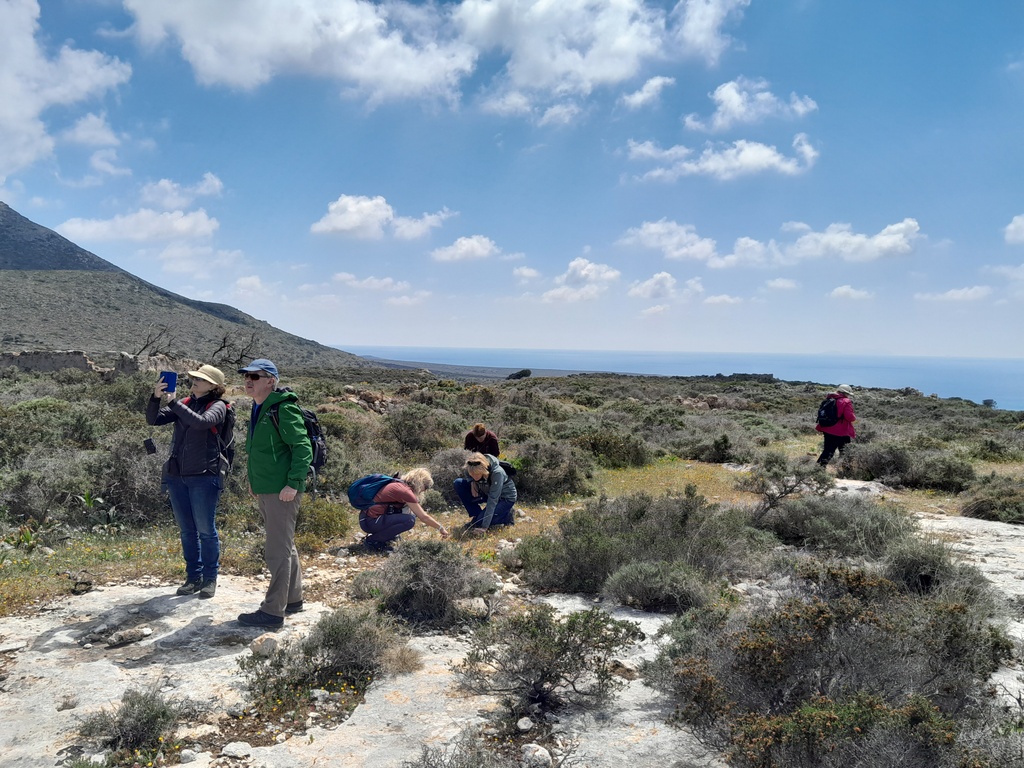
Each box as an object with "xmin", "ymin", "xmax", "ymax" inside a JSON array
[
  {"xmin": 517, "ymin": 716, "xmax": 534, "ymax": 732},
  {"xmin": 521, "ymin": 743, "xmax": 552, "ymax": 767},
  {"xmin": 455, "ymin": 597, "xmax": 489, "ymax": 618},
  {"xmin": 222, "ymin": 741, "xmax": 253, "ymax": 758},
  {"xmin": 250, "ymin": 635, "xmax": 280, "ymax": 656},
  {"xmin": 179, "ymin": 748, "xmax": 200, "ymax": 763},
  {"xmin": 106, "ymin": 627, "xmax": 150, "ymax": 647}
]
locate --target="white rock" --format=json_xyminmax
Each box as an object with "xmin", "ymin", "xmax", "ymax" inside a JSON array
[
  {"xmin": 222, "ymin": 741, "xmax": 253, "ymax": 758},
  {"xmin": 250, "ymin": 634, "xmax": 280, "ymax": 656},
  {"xmin": 517, "ymin": 716, "xmax": 535, "ymax": 732},
  {"xmin": 521, "ymin": 743, "xmax": 552, "ymax": 767}
]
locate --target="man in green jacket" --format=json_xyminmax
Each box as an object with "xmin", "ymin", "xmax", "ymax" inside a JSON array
[{"xmin": 236, "ymin": 359, "xmax": 313, "ymax": 628}]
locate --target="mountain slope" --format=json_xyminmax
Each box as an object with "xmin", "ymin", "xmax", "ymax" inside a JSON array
[{"xmin": 0, "ymin": 202, "xmax": 367, "ymax": 369}]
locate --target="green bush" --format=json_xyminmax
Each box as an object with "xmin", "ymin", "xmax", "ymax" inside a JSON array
[
  {"xmin": 570, "ymin": 428, "xmax": 651, "ymax": 468},
  {"xmin": 454, "ymin": 605, "xmax": 643, "ymax": 717},
  {"xmin": 403, "ymin": 730, "xmax": 519, "ymax": 768},
  {"xmin": 78, "ymin": 687, "xmax": 184, "ymax": 754},
  {"xmin": 512, "ymin": 439, "xmax": 594, "ymax": 502},
  {"xmin": 295, "ymin": 497, "xmax": 352, "ymax": 552},
  {"xmin": 603, "ymin": 560, "xmax": 716, "ymax": 612},
  {"xmin": 841, "ymin": 443, "xmax": 975, "ymax": 492},
  {"xmin": 351, "ymin": 540, "xmax": 496, "ymax": 627},
  {"xmin": 960, "ymin": 472, "xmax": 1024, "ymax": 523}
]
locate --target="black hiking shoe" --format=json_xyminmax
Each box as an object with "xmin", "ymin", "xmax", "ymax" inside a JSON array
[
  {"xmin": 176, "ymin": 579, "xmax": 202, "ymax": 596},
  {"xmin": 198, "ymin": 579, "xmax": 217, "ymax": 599},
  {"xmin": 237, "ymin": 609, "xmax": 283, "ymax": 628},
  {"xmin": 285, "ymin": 601, "xmax": 304, "ymax": 614}
]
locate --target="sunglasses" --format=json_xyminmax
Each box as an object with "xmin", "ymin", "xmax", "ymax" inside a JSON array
[{"xmin": 243, "ymin": 372, "xmax": 269, "ymax": 381}]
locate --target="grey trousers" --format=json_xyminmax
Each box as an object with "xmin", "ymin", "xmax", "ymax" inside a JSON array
[{"xmin": 257, "ymin": 493, "xmax": 303, "ymax": 617}]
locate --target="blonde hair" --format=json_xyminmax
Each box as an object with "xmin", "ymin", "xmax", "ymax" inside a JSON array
[
  {"xmin": 464, "ymin": 452, "xmax": 490, "ymax": 476},
  {"xmin": 400, "ymin": 467, "xmax": 434, "ymax": 496}
]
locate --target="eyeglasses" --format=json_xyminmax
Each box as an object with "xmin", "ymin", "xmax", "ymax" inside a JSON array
[{"xmin": 243, "ymin": 372, "xmax": 268, "ymax": 381}]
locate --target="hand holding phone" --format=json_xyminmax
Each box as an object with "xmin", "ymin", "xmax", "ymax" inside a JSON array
[{"xmin": 158, "ymin": 371, "xmax": 178, "ymax": 394}]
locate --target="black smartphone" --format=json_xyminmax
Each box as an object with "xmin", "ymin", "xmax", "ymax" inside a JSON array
[{"xmin": 159, "ymin": 371, "xmax": 177, "ymax": 393}]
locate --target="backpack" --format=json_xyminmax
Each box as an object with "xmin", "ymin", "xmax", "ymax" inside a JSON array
[
  {"xmin": 497, "ymin": 459, "xmax": 518, "ymax": 478},
  {"xmin": 183, "ymin": 397, "xmax": 235, "ymax": 472},
  {"xmin": 267, "ymin": 400, "xmax": 327, "ymax": 473},
  {"xmin": 816, "ymin": 397, "xmax": 840, "ymax": 427},
  {"xmin": 347, "ymin": 474, "xmax": 400, "ymax": 510}
]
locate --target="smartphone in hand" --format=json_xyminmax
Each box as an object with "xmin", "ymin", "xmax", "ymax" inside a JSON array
[{"xmin": 159, "ymin": 371, "xmax": 178, "ymax": 394}]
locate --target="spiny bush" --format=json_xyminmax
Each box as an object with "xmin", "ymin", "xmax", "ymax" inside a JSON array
[
  {"xmin": 454, "ymin": 605, "xmax": 644, "ymax": 717},
  {"xmin": 295, "ymin": 496, "xmax": 352, "ymax": 553},
  {"xmin": 840, "ymin": 443, "xmax": 976, "ymax": 492},
  {"xmin": 380, "ymin": 402, "xmax": 463, "ymax": 457},
  {"xmin": 960, "ymin": 472, "xmax": 1024, "ymax": 524},
  {"xmin": 351, "ymin": 540, "xmax": 496, "ymax": 627},
  {"xmin": 738, "ymin": 451, "xmax": 833, "ymax": 517},
  {"xmin": 757, "ymin": 494, "xmax": 918, "ymax": 558},
  {"xmin": 510, "ymin": 439, "xmax": 594, "ymax": 502},
  {"xmin": 603, "ymin": 560, "xmax": 717, "ymax": 612},
  {"xmin": 78, "ymin": 687, "xmax": 186, "ymax": 754},
  {"xmin": 402, "ymin": 729, "xmax": 520, "ymax": 768},
  {"xmin": 570, "ymin": 428, "xmax": 651, "ymax": 468},
  {"xmin": 239, "ymin": 605, "xmax": 403, "ymax": 714}
]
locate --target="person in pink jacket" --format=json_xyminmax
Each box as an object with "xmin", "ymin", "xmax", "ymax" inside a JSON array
[{"xmin": 815, "ymin": 384, "xmax": 857, "ymax": 466}]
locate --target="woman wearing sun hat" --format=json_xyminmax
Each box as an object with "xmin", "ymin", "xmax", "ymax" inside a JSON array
[
  {"xmin": 146, "ymin": 364, "xmax": 231, "ymax": 599},
  {"xmin": 815, "ymin": 384, "xmax": 857, "ymax": 467}
]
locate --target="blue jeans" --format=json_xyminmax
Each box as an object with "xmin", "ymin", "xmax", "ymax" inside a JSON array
[
  {"xmin": 165, "ymin": 474, "xmax": 222, "ymax": 581},
  {"xmin": 360, "ymin": 510, "xmax": 416, "ymax": 544},
  {"xmin": 453, "ymin": 478, "xmax": 515, "ymax": 528}
]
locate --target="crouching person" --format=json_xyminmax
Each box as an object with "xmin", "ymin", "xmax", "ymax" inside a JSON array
[
  {"xmin": 360, "ymin": 469, "xmax": 449, "ymax": 554},
  {"xmin": 454, "ymin": 453, "xmax": 517, "ymax": 532}
]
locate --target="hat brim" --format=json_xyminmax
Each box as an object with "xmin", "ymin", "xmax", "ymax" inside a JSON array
[{"xmin": 187, "ymin": 370, "xmax": 221, "ymax": 386}]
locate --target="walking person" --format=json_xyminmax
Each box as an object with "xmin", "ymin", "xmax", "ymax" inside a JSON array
[
  {"xmin": 236, "ymin": 359, "xmax": 312, "ymax": 628},
  {"xmin": 816, "ymin": 384, "xmax": 857, "ymax": 466},
  {"xmin": 453, "ymin": 452, "xmax": 517, "ymax": 532},
  {"xmin": 146, "ymin": 364, "xmax": 231, "ymax": 599}
]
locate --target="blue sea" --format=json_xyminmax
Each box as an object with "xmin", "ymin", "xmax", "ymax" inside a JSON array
[{"xmin": 342, "ymin": 346, "xmax": 1024, "ymax": 412}]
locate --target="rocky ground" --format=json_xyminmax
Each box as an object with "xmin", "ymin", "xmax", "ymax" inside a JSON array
[{"xmin": 1, "ymin": 486, "xmax": 1022, "ymax": 768}]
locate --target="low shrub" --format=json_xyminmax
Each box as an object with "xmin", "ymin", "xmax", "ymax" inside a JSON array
[
  {"xmin": 402, "ymin": 730, "xmax": 519, "ymax": 768},
  {"xmin": 737, "ymin": 451, "xmax": 833, "ymax": 517},
  {"xmin": 960, "ymin": 472, "xmax": 1024, "ymax": 524},
  {"xmin": 454, "ymin": 605, "xmax": 644, "ymax": 717},
  {"xmin": 512, "ymin": 439, "xmax": 594, "ymax": 502},
  {"xmin": 295, "ymin": 497, "xmax": 352, "ymax": 552},
  {"xmin": 78, "ymin": 687, "xmax": 186, "ymax": 755},
  {"xmin": 603, "ymin": 560, "xmax": 716, "ymax": 612},
  {"xmin": 570, "ymin": 428, "xmax": 651, "ymax": 468},
  {"xmin": 840, "ymin": 443, "xmax": 976, "ymax": 492},
  {"xmin": 351, "ymin": 540, "xmax": 496, "ymax": 627}
]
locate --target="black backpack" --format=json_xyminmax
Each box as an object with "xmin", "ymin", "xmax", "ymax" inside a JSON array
[
  {"xmin": 268, "ymin": 398, "xmax": 327, "ymax": 473},
  {"xmin": 816, "ymin": 397, "xmax": 840, "ymax": 427},
  {"xmin": 497, "ymin": 459, "xmax": 518, "ymax": 478}
]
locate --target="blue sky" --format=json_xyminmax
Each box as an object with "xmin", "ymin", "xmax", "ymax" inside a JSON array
[{"xmin": 3, "ymin": 0, "xmax": 1024, "ymax": 358}]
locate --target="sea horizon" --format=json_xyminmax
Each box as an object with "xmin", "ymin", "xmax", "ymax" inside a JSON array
[{"xmin": 339, "ymin": 346, "xmax": 1024, "ymax": 412}]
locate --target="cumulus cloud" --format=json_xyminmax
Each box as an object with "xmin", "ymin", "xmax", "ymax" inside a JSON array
[
  {"xmin": 62, "ymin": 113, "xmax": 120, "ymax": 146},
  {"xmin": 619, "ymin": 219, "xmax": 718, "ymax": 261},
  {"xmin": 232, "ymin": 274, "xmax": 275, "ymax": 298},
  {"xmin": 684, "ymin": 76, "xmax": 817, "ymax": 132},
  {"xmin": 57, "ymin": 208, "xmax": 218, "ymax": 241},
  {"xmin": 387, "ymin": 291, "xmax": 431, "ymax": 306},
  {"xmin": 620, "ymin": 76, "xmax": 675, "ymax": 110},
  {"xmin": 141, "ymin": 172, "xmax": 223, "ymax": 210},
  {"xmin": 312, "ymin": 194, "xmax": 452, "ymax": 240},
  {"xmin": 765, "ymin": 277, "xmax": 798, "ymax": 290},
  {"xmin": 988, "ymin": 263, "xmax": 1024, "ymax": 281},
  {"xmin": 514, "ymin": 266, "xmax": 541, "ymax": 280},
  {"xmin": 1005, "ymin": 214, "xmax": 1024, "ymax": 244},
  {"xmin": 780, "ymin": 219, "xmax": 920, "ymax": 263},
  {"xmin": 640, "ymin": 304, "xmax": 668, "ymax": 316},
  {"xmin": 431, "ymin": 234, "xmax": 502, "ymax": 262},
  {"xmin": 914, "ymin": 286, "xmax": 992, "ymax": 301},
  {"xmin": 0, "ymin": 0, "xmax": 131, "ymax": 183},
  {"xmin": 704, "ymin": 293, "xmax": 742, "ymax": 305},
  {"xmin": 628, "ymin": 133, "xmax": 818, "ymax": 181},
  {"xmin": 628, "ymin": 271, "xmax": 677, "ymax": 299},
  {"xmin": 333, "ymin": 272, "xmax": 412, "ymax": 292},
  {"xmin": 89, "ymin": 148, "xmax": 131, "ymax": 176},
  {"xmin": 830, "ymin": 285, "xmax": 873, "ymax": 300},
  {"xmin": 157, "ymin": 242, "xmax": 243, "ymax": 278},
  {"xmin": 542, "ymin": 256, "xmax": 620, "ymax": 302},
  {"xmin": 393, "ymin": 207, "xmax": 455, "ymax": 239},
  {"xmin": 671, "ymin": 0, "xmax": 750, "ymax": 65}
]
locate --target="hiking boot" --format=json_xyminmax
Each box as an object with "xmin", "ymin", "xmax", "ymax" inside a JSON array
[
  {"xmin": 176, "ymin": 579, "xmax": 202, "ymax": 596},
  {"xmin": 237, "ymin": 609, "xmax": 283, "ymax": 628},
  {"xmin": 285, "ymin": 600, "xmax": 304, "ymax": 614},
  {"xmin": 364, "ymin": 540, "xmax": 395, "ymax": 555},
  {"xmin": 198, "ymin": 579, "xmax": 217, "ymax": 599}
]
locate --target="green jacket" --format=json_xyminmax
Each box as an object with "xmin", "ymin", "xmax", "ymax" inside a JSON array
[{"xmin": 245, "ymin": 389, "xmax": 313, "ymax": 494}]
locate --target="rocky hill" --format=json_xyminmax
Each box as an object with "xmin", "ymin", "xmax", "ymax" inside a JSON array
[{"xmin": 0, "ymin": 202, "xmax": 368, "ymax": 370}]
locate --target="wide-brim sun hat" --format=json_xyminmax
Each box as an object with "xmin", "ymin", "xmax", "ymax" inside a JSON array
[
  {"xmin": 837, "ymin": 384, "xmax": 854, "ymax": 396},
  {"xmin": 188, "ymin": 364, "xmax": 226, "ymax": 387}
]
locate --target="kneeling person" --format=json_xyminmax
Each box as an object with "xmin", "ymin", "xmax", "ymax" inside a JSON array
[
  {"xmin": 361, "ymin": 468, "xmax": 449, "ymax": 553},
  {"xmin": 454, "ymin": 453, "xmax": 517, "ymax": 531}
]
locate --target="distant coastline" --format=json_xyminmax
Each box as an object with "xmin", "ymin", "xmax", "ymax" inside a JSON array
[{"xmin": 340, "ymin": 346, "xmax": 1024, "ymax": 412}]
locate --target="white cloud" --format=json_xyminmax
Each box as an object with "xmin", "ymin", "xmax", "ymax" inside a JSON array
[
  {"xmin": 620, "ymin": 76, "xmax": 675, "ymax": 110},
  {"xmin": 62, "ymin": 113, "xmax": 120, "ymax": 146},
  {"xmin": 157, "ymin": 242, "xmax": 243, "ymax": 278},
  {"xmin": 913, "ymin": 286, "xmax": 992, "ymax": 301},
  {"xmin": 141, "ymin": 173, "xmax": 223, "ymax": 210},
  {"xmin": 392, "ymin": 207, "xmax": 455, "ymax": 240},
  {"xmin": 708, "ymin": 236, "xmax": 769, "ymax": 268},
  {"xmin": 1005, "ymin": 214, "xmax": 1024, "ymax": 244},
  {"xmin": 628, "ymin": 133, "xmax": 818, "ymax": 181},
  {"xmin": 89, "ymin": 148, "xmax": 131, "ymax": 176},
  {"xmin": 628, "ymin": 271, "xmax": 676, "ymax": 299},
  {"xmin": 333, "ymin": 273, "xmax": 411, "ymax": 292},
  {"xmin": 0, "ymin": 0, "xmax": 131, "ymax": 183},
  {"xmin": 989, "ymin": 263, "xmax": 1024, "ymax": 281},
  {"xmin": 538, "ymin": 103, "xmax": 582, "ymax": 126},
  {"xmin": 765, "ymin": 277, "xmax": 798, "ymax": 290},
  {"xmin": 387, "ymin": 291, "xmax": 431, "ymax": 306},
  {"xmin": 431, "ymin": 234, "xmax": 501, "ymax": 262},
  {"xmin": 830, "ymin": 285, "xmax": 873, "ymax": 300},
  {"xmin": 704, "ymin": 293, "xmax": 742, "ymax": 305},
  {"xmin": 780, "ymin": 219, "xmax": 920, "ymax": 263},
  {"xmin": 671, "ymin": 0, "xmax": 750, "ymax": 65},
  {"xmin": 640, "ymin": 304, "xmax": 668, "ymax": 316},
  {"xmin": 233, "ymin": 274, "xmax": 274, "ymax": 298},
  {"xmin": 311, "ymin": 194, "xmax": 394, "ymax": 239},
  {"xmin": 618, "ymin": 219, "xmax": 718, "ymax": 261},
  {"xmin": 542, "ymin": 256, "xmax": 620, "ymax": 302},
  {"xmin": 684, "ymin": 76, "xmax": 817, "ymax": 132},
  {"xmin": 514, "ymin": 266, "xmax": 541, "ymax": 280},
  {"xmin": 57, "ymin": 208, "xmax": 218, "ymax": 241}
]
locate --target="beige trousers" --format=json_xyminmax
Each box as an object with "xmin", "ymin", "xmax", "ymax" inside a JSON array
[{"xmin": 257, "ymin": 493, "xmax": 303, "ymax": 617}]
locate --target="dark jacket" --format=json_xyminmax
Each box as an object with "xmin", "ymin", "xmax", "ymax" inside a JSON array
[
  {"xmin": 468, "ymin": 454, "xmax": 517, "ymax": 528},
  {"xmin": 147, "ymin": 393, "xmax": 228, "ymax": 477},
  {"xmin": 464, "ymin": 429, "xmax": 500, "ymax": 456},
  {"xmin": 245, "ymin": 389, "xmax": 313, "ymax": 494}
]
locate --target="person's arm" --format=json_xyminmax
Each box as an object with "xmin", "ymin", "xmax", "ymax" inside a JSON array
[
  {"xmin": 146, "ymin": 382, "xmax": 177, "ymax": 426},
  {"xmin": 464, "ymin": 433, "xmax": 474, "ymax": 450},
  {"xmin": 477, "ymin": 470, "xmax": 505, "ymax": 529},
  {"xmin": 409, "ymin": 503, "xmax": 450, "ymax": 539},
  {"xmin": 168, "ymin": 399, "xmax": 226, "ymax": 429},
  {"xmin": 276, "ymin": 402, "xmax": 314, "ymax": 491},
  {"xmin": 485, "ymin": 434, "xmax": 500, "ymax": 456},
  {"xmin": 841, "ymin": 399, "xmax": 856, "ymax": 423}
]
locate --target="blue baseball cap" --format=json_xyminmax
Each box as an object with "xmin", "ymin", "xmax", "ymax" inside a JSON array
[{"xmin": 238, "ymin": 358, "xmax": 279, "ymax": 378}]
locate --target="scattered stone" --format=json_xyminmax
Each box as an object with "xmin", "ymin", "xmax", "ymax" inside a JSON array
[
  {"xmin": 221, "ymin": 741, "xmax": 252, "ymax": 758},
  {"xmin": 105, "ymin": 627, "xmax": 151, "ymax": 647},
  {"xmin": 0, "ymin": 640, "xmax": 27, "ymax": 653},
  {"xmin": 455, "ymin": 597, "xmax": 489, "ymax": 618},
  {"xmin": 250, "ymin": 634, "xmax": 280, "ymax": 657},
  {"xmin": 178, "ymin": 748, "xmax": 200, "ymax": 763},
  {"xmin": 521, "ymin": 743, "xmax": 553, "ymax": 768},
  {"xmin": 517, "ymin": 716, "xmax": 535, "ymax": 732}
]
